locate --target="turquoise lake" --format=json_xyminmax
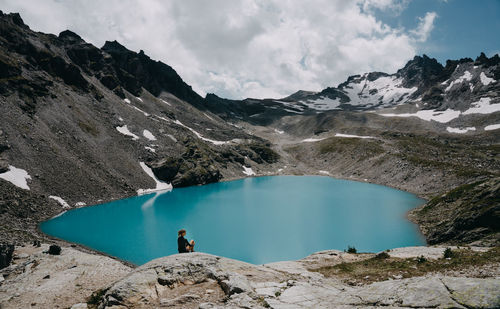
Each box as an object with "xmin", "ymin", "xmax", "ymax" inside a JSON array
[{"xmin": 40, "ymin": 176, "xmax": 426, "ymax": 265}]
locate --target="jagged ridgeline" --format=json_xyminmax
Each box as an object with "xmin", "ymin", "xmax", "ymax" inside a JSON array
[{"xmin": 0, "ymin": 10, "xmax": 498, "ymax": 247}]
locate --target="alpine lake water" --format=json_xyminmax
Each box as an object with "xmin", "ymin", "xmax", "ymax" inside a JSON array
[{"xmin": 40, "ymin": 176, "xmax": 426, "ymax": 265}]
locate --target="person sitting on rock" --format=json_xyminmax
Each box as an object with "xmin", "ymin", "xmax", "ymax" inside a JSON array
[{"xmin": 177, "ymin": 229, "xmax": 195, "ymax": 253}]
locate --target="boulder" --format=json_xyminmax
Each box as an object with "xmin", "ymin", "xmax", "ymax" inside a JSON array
[
  {"xmin": 48, "ymin": 245, "xmax": 61, "ymax": 255},
  {"xmin": 0, "ymin": 243, "xmax": 14, "ymax": 269}
]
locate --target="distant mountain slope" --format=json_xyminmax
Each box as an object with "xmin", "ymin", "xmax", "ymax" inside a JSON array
[{"xmin": 204, "ymin": 54, "xmax": 499, "ymax": 128}]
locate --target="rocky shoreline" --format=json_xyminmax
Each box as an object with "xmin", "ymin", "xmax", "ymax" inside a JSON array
[{"xmin": 1, "ymin": 244, "xmax": 498, "ymax": 308}]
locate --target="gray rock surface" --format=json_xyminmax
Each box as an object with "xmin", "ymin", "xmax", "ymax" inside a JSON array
[{"xmin": 94, "ymin": 249, "xmax": 500, "ymax": 308}]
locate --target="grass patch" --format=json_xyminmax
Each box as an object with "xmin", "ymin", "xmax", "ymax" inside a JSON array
[
  {"xmin": 87, "ymin": 288, "xmax": 108, "ymax": 308},
  {"xmin": 318, "ymin": 137, "xmax": 384, "ymax": 159},
  {"xmin": 312, "ymin": 247, "xmax": 500, "ymax": 285},
  {"xmin": 78, "ymin": 120, "xmax": 99, "ymax": 137}
]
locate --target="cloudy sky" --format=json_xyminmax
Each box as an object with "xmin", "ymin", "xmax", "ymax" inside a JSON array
[{"xmin": 1, "ymin": 0, "xmax": 499, "ymax": 99}]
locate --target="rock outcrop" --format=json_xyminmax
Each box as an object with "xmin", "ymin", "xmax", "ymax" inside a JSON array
[
  {"xmin": 94, "ymin": 249, "xmax": 500, "ymax": 308},
  {"xmin": 410, "ymin": 177, "xmax": 500, "ymax": 246}
]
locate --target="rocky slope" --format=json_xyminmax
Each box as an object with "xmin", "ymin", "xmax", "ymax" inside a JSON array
[
  {"xmin": 0, "ymin": 11, "xmax": 279, "ymax": 243},
  {"xmin": 410, "ymin": 177, "xmax": 500, "ymax": 246}
]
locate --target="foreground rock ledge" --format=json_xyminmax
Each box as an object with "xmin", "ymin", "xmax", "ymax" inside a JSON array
[
  {"xmin": 99, "ymin": 249, "xmax": 500, "ymax": 309},
  {"xmin": 1, "ymin": 245, "xmax": 499, "ymax": 308}
]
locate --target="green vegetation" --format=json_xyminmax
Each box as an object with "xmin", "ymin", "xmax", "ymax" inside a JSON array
[
  {"xmin": 78, "ymin": 120, "xmax": 99, "ymax": 137},
  {"xmin": 87, "ymin": 288, "xmax": 108, "ymax": 308},
  {"xmin": 419, "ymin": 180, "xmax": 487, "ymax": 214},
  {"xmin": 345, "ymin": 246, "xmax": 357, "ymax": 254},
  {"xmin": 443, "ymin": 248, "xmax": 455, "ymax": 259},
  {"xmin": 312, "ymin": 247, "xmax": 500, "ymax": 285},
  {"xmin": 318, "ymin": 137, "xmax": 384, "ymax": 160}
]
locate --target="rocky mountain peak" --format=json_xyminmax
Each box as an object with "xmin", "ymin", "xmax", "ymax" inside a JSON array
[
  {"xmin": 397, "ymin": 54, "xmax": 444, "ymax": 90},
  {"xmin": 58, "ymin": 30, "xmax": 84, "ymax": 43},
  {"xmin": 0, "ymin": 11, "xmax": 27, "ymax": 28},
  {"xmin": 101, "ymin": 40, "xmax": 129, "ymax": 53}
]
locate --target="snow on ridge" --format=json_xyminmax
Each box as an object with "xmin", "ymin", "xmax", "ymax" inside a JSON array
[
  {"xmin": 174, "ymin": 120, "xmax": 228, "ymax": 145},
  {"xmin": 137, "ymin": 162, "xmax": 172, "ymax": 195},
  {"xmin": 379, "ymin": 97, "xmax": 498, "ymax": 123},
  {"xmin": 484, "ymin": 124, "xmax": 500, "ymax": 131},
  {"xmin": 145, "ymin": 146, "xmax": 156, "ymax": 153},
  {"xmin": 116, "ymin": 125, "xmax": 140, "ymax": 140},
  {"xmin": 480, "ymin": 72, "xmax": 495, "ymax": 86},
  {"xmin": 302, "ymin": 137, "xmax": 326, "ymax": 142},
  {"xmin": 342, "ymin": 76, "xmax": 417, "ymax": 108},
  {"xmin": 242, "ymin": 166, "xmax": 255, "ymax": 176},
  {"xmin": 380, "ymin": 109, "xmax": 461, "ymax": 123},
  {"xmin": 143, "ymin": 129, "xmax": 157, "ymax": 141},
  {"xmin": 49, "ymin": 195, "xmax": 70, "ymax": 209},
  {"xmin": 463, "ymin": 98, "xmax": 500, "ymax": 115},
  {"xmin": 445, "ymin": 71, "xmax": 472, "ymax": 92},
  {"xmin": 446, "ymin": 127, "xmax": 476, "ymax": 134},
  {"xmin": 136, "ymin": 97, "xmax": 143, "ymax": 102},
  {"xmin": 335, "ymin": 133, "xmax": 374, "ymax": 139},
  {"xmin": 0, "ymin": 165, "xmax": 31, "ymax": 190},
  {"xmin": 301, "ymin": 96, "xmax": 341, "ymax": 111}
]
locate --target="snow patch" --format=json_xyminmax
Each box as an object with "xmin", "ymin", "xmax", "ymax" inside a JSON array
[
  {"xmin": 445, "ymin": 71, "xmax": 472, "ymax": 92},
  {"xmin": 160, "ymin": 99, "xmax": 171, "ymax": 106},
  {"xmin": 143, "ymin": 130, "xmax": 157, "ymax": 141},
  {"xmin": 480, "ymin": 72, "xmax": 495, "ymax": 86},
  {"xmin": 49, "ymin": 196, "xmax": 70, "ymax": 209},
  {"xmin": 274, "ymin": 129, "xmax": 284, "ymax": 134},
  {"xmin": 463, "ymin": 98, "xmax": 500, "ymax": 115},
  {"xmin": 204, "ymin": 113, "xmax": 215, "ymax": 121},
  {"xmin": 484, "ymin": 124, "xmax": 500, "ymax": 131},
  {"xmin": 137, "ymin": 162, "xmax": 172, "ymax": 195},
  {"xmin": 167, "ymin": 134, "xmax": 177, "ymax": 142},
  {"xmin": 340, "ymin": 75, "xmax": 417, "ymax": 109},
  {"xmin": 242, "ymin": 166, "xmax": 255, "ymax": 176},
  {"xmin": 145, "ymin": 146, "xmax": 156, "ymax": 153},
  {"xmin": 136, "ymin": 97, "xmax": 143, "ymax": 102},
  {"xmin": 118, "ymin": 117, "xmax": 123, "ymax": 121},
  {"xmin": 75, "ymin": 202, "xmax": 86, "ymax": 207},
  {"xmin": 174, "ymin": 120, "xmax": 228, "ymax": 145},
  {"xmin": 0, "ymin": 165, "xmax": 31, "ymax": 190},
  {"xmin": 446, "ymin": 127, "xmax": 476, "ymax": 134},
  {"xmin": 302, "ymin": 137, "xmax": 326, "ymax": 142},
  {"xmin": 319, "ymin": 170, "xmax": 330, "ymax": 175},
  {"xmin": 335, "ymin": 133, "xmax": 374, "ymax": 139},
  {"xmin": 123, "ymin": 98, "xmax": 131, "ymax": 103},
  {"xmin": 116, "ymin": 125, "xmax": 139, "ymax": 140},
  {"xmin": 301, "ymin": 96, "xmax": 341, "ymax": 111},
  {"xmin": 380, "ymin": 109, "xmax": 461, "ymax": 123}
]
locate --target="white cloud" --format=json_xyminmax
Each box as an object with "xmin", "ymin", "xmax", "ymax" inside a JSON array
[
  {"xmin": 0, "ymin": 0, "xmax": 435, "ymax": 99},
  {"xmin": 411, "ymin": 11, "xmax": 438, "ymax": 42}
]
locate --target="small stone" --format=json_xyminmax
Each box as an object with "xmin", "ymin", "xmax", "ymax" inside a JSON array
[
  {"xmin": 48, "ymin": 245, "xmax": 61, "ymax": 255},
  {"xmin": 205, "ymin": 289, "xmax": 214, "ymax": 294},
  {"xmin": 43, "ymin": 274, "xmax": 50, "ymax": 279},
  {"xmin": 71, "ymin": 303, "xmax": 88, "ymax": 309}
]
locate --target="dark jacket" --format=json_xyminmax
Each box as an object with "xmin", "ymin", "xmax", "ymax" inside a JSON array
[{"xmin": 178, "ymin": 236, "xmax": 190, "ymax": 253}]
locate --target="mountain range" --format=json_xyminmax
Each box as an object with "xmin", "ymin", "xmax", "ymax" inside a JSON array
[{"xmin": 0, "ymin": 11, "xmax": 498, "ymax": 246}]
